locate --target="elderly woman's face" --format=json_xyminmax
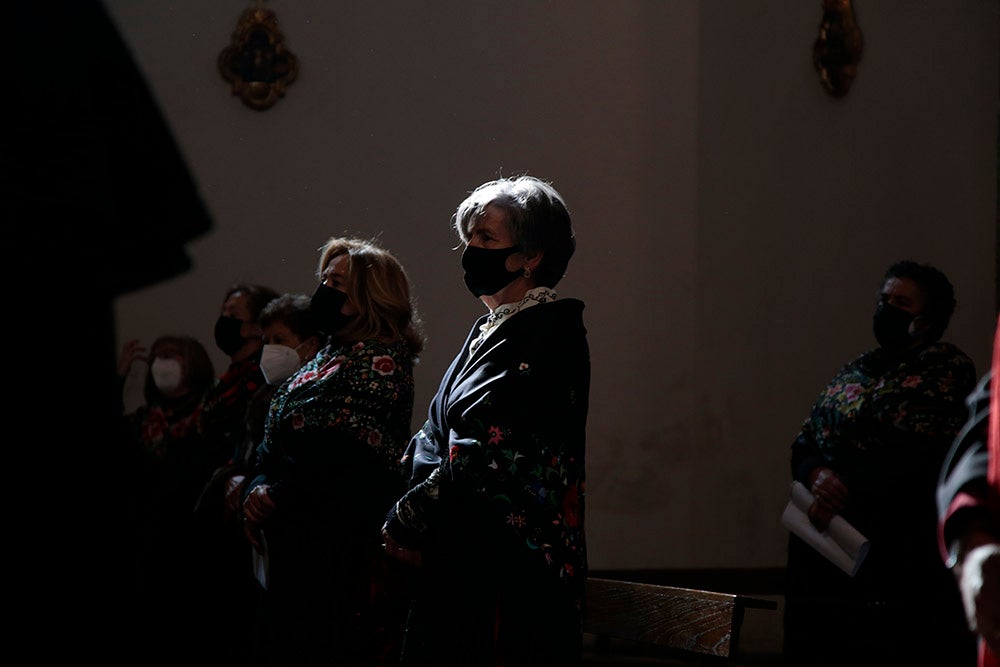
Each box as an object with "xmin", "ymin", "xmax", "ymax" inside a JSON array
[
  {"xmin": 467, "ymin": 205, "xmax": 523, "ymax": 272},
  {"xmin": 221, "ymin": 291, "xmax": 252, "ymax": 321},
  {"xmin": 467, "ymin": 205, "xmax": 516, "ymax": 250},
  {"xmin": 878, "ymin": 277, "xmax": 925, "ymax": 317},
  {"xmin": 875, "ymin": 276, "xmax": 933, "ymax": 344},
  {"xmin": 220, "ymin": 290, "xmax": 263, "ymax": 341}
]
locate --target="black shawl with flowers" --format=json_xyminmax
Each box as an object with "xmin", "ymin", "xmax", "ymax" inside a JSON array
[{"xmin": 384, "ymin": 298, "xmax": 590, "ymax": 665}]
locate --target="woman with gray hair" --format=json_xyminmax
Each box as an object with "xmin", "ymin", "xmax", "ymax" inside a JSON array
[{"xmin": 383, "ymin": 175, "xmax": 591, "ymax": 666}]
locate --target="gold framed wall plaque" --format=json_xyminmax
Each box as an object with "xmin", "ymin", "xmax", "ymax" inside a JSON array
[
  {"xmin": 813, "ymin": 0, "xmax": 863, "ymax": 98},
  {"xmin": 218, "ymin": 3, "xmax": 299, "ymax": 110}
]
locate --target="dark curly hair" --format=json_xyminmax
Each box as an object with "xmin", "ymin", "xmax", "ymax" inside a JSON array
[
  {"xmin": 259, "ymin": 293, "xmax": 321, "ymax": 342},
  {"xmin": 221, "ymin": 282, "xmax": 281, "ymax": 323}
]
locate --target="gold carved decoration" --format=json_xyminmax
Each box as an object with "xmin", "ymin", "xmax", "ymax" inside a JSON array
[
  {"xmin": 813, "ymin": 0, "xmax": 863, "ymax": 98},
  {"xmin": 218, "ymin": 2, "xmax": 299, "ymax": 110}
]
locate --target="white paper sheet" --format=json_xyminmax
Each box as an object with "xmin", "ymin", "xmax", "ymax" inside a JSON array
[{"xmin": 781, "ymin": 481, "xmax": 870, "ymax": 577}]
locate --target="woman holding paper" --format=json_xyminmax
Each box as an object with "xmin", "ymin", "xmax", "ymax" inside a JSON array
[{"xmin": 782, "ymin": 260, "xmax": 978, "ymax": 666}]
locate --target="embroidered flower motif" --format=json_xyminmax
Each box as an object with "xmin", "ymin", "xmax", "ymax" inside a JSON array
[
  {"xmin": 318, "ymin": 355, "xmax": 347, "ymax": 379},
  {"xmin": 488, "ymin": 426, "xmax": 504, "ymax": 445},
  {"xmin": 528, "ymin": 481, "xmax": 549, "ymax": 502},
  {"xmin": 562, "ymin": 484, "xmax": 580, "ymax": 528},
  {"xmin": 291, "ymin": 412, "xmax": 305, "ymax": 430},
  {"xmin": 901, "ymin": 375, "xmax": 923, "ymax": 389},
  {"xmin": 371, "ymin": 355, "xmax": 396, "ymax": 376},
  {"xmin": 504, "ymin": 450, "xmax": 524, "ymax": 473},
  {"xmin": 506, "ymin": 512, "xmax": 526, "ymax": 528},
  {"xmin": 449, "ymin": 445, "xmax": 460, "ymax": 462},
  {"xmin": 367, "ymin": 429, "xmax": 382, "ymax": 447},
  {"xmin": 141, "ymin": 409, "xmax": 168, "ymax": 446},
  {"xmin": 352, "ymin": 341, "xmax": 366, "ymax": 351},
  {"xmin": 518, "ymin": 362, "xmax": 530, "ymax": 372},
  {"xmin": 503, "ymin": 449, "xmax": 524, "ymax": 462},
  {"xmin": 288, "ymin": 369, "xmax": 318, "ymax": 390},
  {"xmin": 842, "ymin": 383, "xmax": 862, "ymax": 402}
]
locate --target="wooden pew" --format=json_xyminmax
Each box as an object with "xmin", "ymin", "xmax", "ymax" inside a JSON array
[{"xmin": 583, "ymin": 577, "xmax": 778, "ymax": 665}]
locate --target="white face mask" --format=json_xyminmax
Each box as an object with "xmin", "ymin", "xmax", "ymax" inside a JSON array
[
  {"xmin": 150, "ymin": 357, "xmax": 183, "ymax": 393},
  {"xmin": 260, "ymin": 343, "xmax": 303, "ymax": 385}
]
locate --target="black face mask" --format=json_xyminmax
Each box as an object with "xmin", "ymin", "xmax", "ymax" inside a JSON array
[
  {"xmin": 872, "ymin": 303, "xmax": 916, "ymax": 350},
  {"xmin": 461, "ymin": 245, "xmax": 523, "ymax": 297},
  {"xmin": 311, "ymin": 283, "xmax": 354, "ymax": 334},
  {"xmin": 214, "ymin": 314, "xmax": 246, "ymax": 356}
]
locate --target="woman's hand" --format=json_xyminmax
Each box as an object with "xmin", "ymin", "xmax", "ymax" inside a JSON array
[
  {"xmin": 117, "ymin": 339, "xmax": 147, "ymax": 378},
  {"xmin": 807, "ymin": 500, "xmax": 836, "ymax": 531},
  {"xmin": 223, "ymin": 474, "xmax": 246, "ymax": 519},
  {"xmin": 955, "ymin": 542, "xmax": 1000, "ymax": 654},
  {"xmin": 243, "ymin": 484, "xmax": 276, "ymax": 552},
  {"xmin": 806, "ymin": 467, "xmax": 848, "ymax": 531},
  {"xmin": 382, "ymin": 524, "xmax": 424, "ymax": 568}
]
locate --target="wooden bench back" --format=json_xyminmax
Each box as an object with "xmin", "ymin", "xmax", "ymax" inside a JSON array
[{"xmin": 584, "ymin": 577, "xmax": 777, "ymax": 664}]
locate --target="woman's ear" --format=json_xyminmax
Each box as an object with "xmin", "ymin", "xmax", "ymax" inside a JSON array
[{"xmin": 523, "ymin": 250, "xmax": 544, "ymax": 274}]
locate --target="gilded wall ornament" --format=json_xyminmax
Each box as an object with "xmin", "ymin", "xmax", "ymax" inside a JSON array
[
  {"xmin": 219, "ymin": 2, "xmax": 298, "ymax": 110},
  {"xmin": 813, "ymin": 0, "xmax": 863, "ymax": 98}
]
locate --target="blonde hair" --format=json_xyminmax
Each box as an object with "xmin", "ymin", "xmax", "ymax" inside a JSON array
[{"xmin": 316, "ymin": 237, "xmax": 425, "ymax": 359}]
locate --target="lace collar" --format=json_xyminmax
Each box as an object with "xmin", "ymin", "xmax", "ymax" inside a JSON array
[{"xmin": 469, "ymin": 286, "xmax": 557, "ymax": 354}]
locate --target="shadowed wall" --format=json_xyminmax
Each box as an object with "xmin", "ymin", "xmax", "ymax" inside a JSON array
[{"xmin": 109, "ymin": 0, "xmax": 998, "ymax": 571}]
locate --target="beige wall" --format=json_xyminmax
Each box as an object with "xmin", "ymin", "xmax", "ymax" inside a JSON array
[{"xmin": 109, "ymin": 0, "xmax": 998, "ymax": 570}]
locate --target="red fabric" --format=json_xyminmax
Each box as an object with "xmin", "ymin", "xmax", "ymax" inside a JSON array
[
  {"xmin": 944, "ymin": 314, "xmax": 1000, "ymax": 667},
  {"xmin": 938, "ymin": 316, "xmax": 1000, "ymax": 562},
  {"xmin": 989, "ymin": 313, "xmax": 1000, "ymax": 489},
  {"xmin": 987, "ymin": 314, "xmax": 1000, "ymax": 667},
  {"xmin": 985, "ymin": 639, "xmax": 999, "ymax": 667}
]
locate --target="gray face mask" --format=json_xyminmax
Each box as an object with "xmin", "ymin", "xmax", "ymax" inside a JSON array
[
  {"xmin": 151, "ymin": 357, "xmax": 183, "ymax": 393},
  {"xmin": 260, "ymin": 343, "xmax": 303, "ymax": 385}
]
